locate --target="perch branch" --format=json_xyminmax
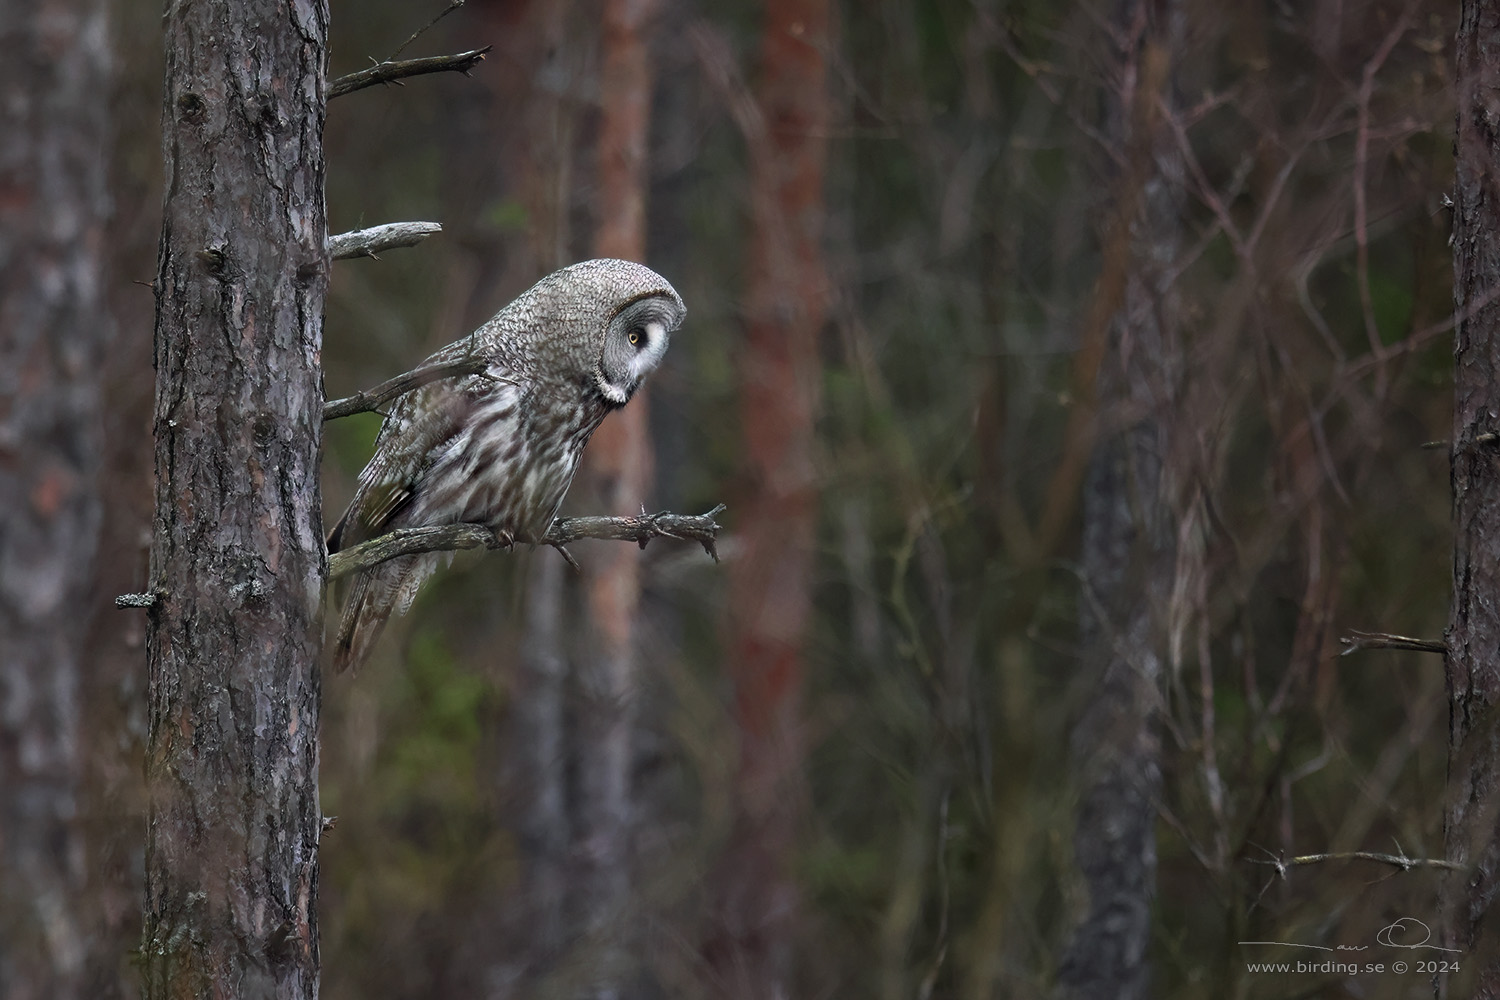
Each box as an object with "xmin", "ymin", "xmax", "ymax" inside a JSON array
[
  {"xmin": 1338, "ymin": 629, "xmax": 1447, "ymax": 656},
  {"xmin": 322, "ymin": 356, "xmax": 491, "ymax": 421},
  {"xmin": 329, "ymin": 221, "xmax": 442, "ymax": 260},
  {"xmin": 328, "ymin": 524, "xmax": 500, "ymax": 579},
  {"xmin": 327, "ymin": 505, "xmax": 726, "ymax": 580},
  {"xmin": 545, "ymin": 506, "xmax": 725, "ymax": 555},
  {"xmin": 329, "ymin": 47, "xmax": 492, "ymax": 100}
]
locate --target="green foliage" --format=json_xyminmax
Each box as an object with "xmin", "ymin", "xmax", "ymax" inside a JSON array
[
  {"xmin": 483, "ymin": 198, "xmax": 529, "ymax": 232},
  {"xmin": 380, "ymin": 628, "xmax": 490, "ymax": 807},
  {"xmin": 324, "ymin": 411, "xmax": 383, "ymax": 479}
]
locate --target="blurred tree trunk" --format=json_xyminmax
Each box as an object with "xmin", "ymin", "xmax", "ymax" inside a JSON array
[
  {"xmin": 1444, "ymin": 0, "xmax": 1500, "ymax": 990},
  {"xmin": 471, "ymin": 0, "xmax": 583, "ymax": 992},
  {"xmin": 1056, "ymin": 3, "xmax": 1182, "ymax": 998},
  {"xmin": 705, "ymin": 1, "xmax": 829, "ymax": 996},
  {"xmin": 571, "ymin": 0, "xmax": 660, "ymax": 994},
  {"xmin": 141, "ymin": 2, "xmax": 328, "ymax": 998},
  {"xmin": 0, "ymin": 2, "xmax": 113, "ymax": 998}
]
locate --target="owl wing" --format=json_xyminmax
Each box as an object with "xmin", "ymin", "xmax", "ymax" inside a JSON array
[
  {"xmin": 327, "ymin": 376, "xmax": 482, "ymax": 673},
  {"xmin": 327, "ymin": 376, "xmax": 477, "ymax": 552}
]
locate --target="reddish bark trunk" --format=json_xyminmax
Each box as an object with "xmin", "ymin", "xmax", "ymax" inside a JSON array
[
  {"xmin": 0, "ymin": 3, "xmax": 113, "ymax": 997},
  {"xmin": 707, "ymin": 1, "xmax": 830, "ymax": 995},
  {"xmin": 571, "ymin": 0, "xmax": 659, "ymax": 992},
  {"xmin": 469, "ymin": 1, "xmax": 587, "ymax": 992}
]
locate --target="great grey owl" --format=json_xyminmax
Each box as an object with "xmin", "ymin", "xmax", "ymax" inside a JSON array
[{"xmin": 328, "ymin": 258, "xmax": 685, "ymax": 673}]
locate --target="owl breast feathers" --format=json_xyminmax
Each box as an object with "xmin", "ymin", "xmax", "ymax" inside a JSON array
[{"xmin": 327, "ymin": 258, "xmax": 686, "ymax": 673}]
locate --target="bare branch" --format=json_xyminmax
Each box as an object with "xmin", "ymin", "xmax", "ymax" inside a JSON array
[
  {"xmin": 687, "ymin": 23, "xmax": 767, "ymax": 146},
  {"xmin": 322, "ymin": 356, "xmax": 490, "ymax": 421},
  {"xmin": 329, "ymin": 221, "xmax": 442, "ymax": 260},
  {"xmin": 1338, "ymin": 629, "xmax": 1447, "ymax": 656},
  {"xmin": 389, "ymin": 1, "xmax": 466, "ymax": 61},
  {"xmin": 115, "ymin": 592, "xmax": 158, "ymax": 609},
  {"xmin": 1424, "ymin": 432, "xmax": 1499, "ymax": 450},
  {"xmin": 546, "ymin": 505, "xmax": 726, "ymax": 559},
  {"xmin": 1250, "ymin": 847, "xmax": 1463, "ymax": 876},
  {"xmin": 328, "ymin": 524, "xmax": 500, "ymax": 580},
  {"xmin": 1352, "ymin": 5, "xmax": 1415, "ymax": 396},
  {"xmin": 328, "ymin": 47, "xmax": 492, "ymax": 100},
  {"xmin": 327, "ymin": 505, "xmax": 727, "ymax": 580}
]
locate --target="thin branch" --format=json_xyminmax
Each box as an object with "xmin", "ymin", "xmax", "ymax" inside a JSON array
[
  {"xmin": 389, "ymin": 1, "xmax": 466, "ymax": 61},
  {"xmin": 1424, "ymin": 432, "xmax": 1500, "ymax": 450},
  {"xmin": 1245, "ymin": 842, "xmax": 1463, "ymax": 915},
  {"xmin": 1250, "ymin": 847, "xmax": 1463, "ymax": 875},
  {"xmin": 687, "ymin": 23, "xmax": 766, "ymax": 145},
  {"xmin": 329, "ymin": 221, "xmax": 442, "ymax": 260},
  {"xmin": 1316, "ymin": 284, "xmax": 1500, "ymax": 423},
  {"xmin": 328, "ymin": 47, "xmax": 492, "ymax": 100},
  {"xmin": 547, "ymin": 541, "xmax": 581, "ymax": 573},
  {"xmin": 1338, "ymin": 629, "xmax": 1446, "ymax": 656},
  {"xmin": 327, "ymin": 505, "xmax": 727, "ymax": 580},
  {"xmin": 1352, "ymin": 5, "xmax": 1414, "ymax": 396},
  {"xmin": 322, "ymin": 356, "xmax": 490, "ymax": 421}
]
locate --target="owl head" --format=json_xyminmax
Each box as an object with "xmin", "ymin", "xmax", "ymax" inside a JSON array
[{"xmin": 504, "ymin": 258, "xmax": 685, "ymax": 405}]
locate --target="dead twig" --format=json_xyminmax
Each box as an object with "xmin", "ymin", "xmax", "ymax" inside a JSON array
[
  {"xmin": 329, "ymin": 47, "xmax": 491, "ymax": 100},
  {"xmin": 389, "ymin": 1, "xmax": 466, "ymax": 62},
  {"xmin": 1249, "ymin": 845, "xmax": 1463, "ymax": 876},
  {"xmin": 545, "ymin": 506, "xmax": 726, "ymax": 560},
  {"xmin": 1352, "ymin": 6, "xmax": 1415, "ymax": 396},
  {"xmin": 322, "ymin": 356, "xmax": 492, "ymax": 421},
  {"xmin": 329, "ymin": 221, "xmax": 442, "ymax": 260},
  {"xmin": 1338, "ymin": 629, "xmax": 1446, "ymax": 656},
  {"xmin": 115, "ymin": 592, "xmax": 158, "ymax": 609}
]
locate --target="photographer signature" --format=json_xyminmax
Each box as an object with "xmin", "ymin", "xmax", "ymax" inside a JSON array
[{"xmin": 1239, "ymin": 917, "xmax": 1460, "ymax": 954}]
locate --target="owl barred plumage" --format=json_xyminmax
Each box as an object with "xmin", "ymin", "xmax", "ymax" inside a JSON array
[{"xmin": 327, "ymin": 259, "xmax": 686, "ymax": 673}]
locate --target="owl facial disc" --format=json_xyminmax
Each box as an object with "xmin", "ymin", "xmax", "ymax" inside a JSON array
[{"xmin": 596, "ymin": 293, "xmax": 682, "ymax": 403}]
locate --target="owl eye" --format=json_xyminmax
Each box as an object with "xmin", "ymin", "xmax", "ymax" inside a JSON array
[{"xmin": 628, "ymin": 327, "xmax": 644, "ymax": 347}]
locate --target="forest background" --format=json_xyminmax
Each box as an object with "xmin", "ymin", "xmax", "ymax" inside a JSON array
[{"xmin": 0, "ymin": 0, "xmax": 1481, "ymax": 998}]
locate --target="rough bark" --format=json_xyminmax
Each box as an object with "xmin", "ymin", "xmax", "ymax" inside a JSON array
[
  {"xmin": 1056, "ymin": 3, "xmax": 1182, "ymax": 998},
  {"xmin": 0, "ymin": 2, "xmax": 113, "ymax": 998},
  {"xmin": 1444, "ymin": 0, "xmax": 1500, "ymax": 992},
  {"xmin": 141, "ymin": 3, "xmax": 329, "ymax": 998},
  {"xmin": 705, "ymin": 1, "xmax": 830, "ymax": 995}
]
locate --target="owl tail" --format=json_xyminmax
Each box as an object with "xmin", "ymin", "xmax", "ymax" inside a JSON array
[{"xmin": 332, "ymin": 553, "xmax": 437, "ymax": 673}]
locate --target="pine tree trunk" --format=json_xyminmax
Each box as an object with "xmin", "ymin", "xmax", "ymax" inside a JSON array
[
  {"xmin": 1444, "ymin": 0, "xmax": 1500, "ymax": 992},
  {"xmin": 488, "ymin": 0, "xmax": 584, "ymax": 990},
  {"xmin": 140, "ymin": 3, "xmax": 328, "ymax": 997},
  {"xmin": 706, "ymin": 1, "xmax": 829, "ymax": 995},
  {"xmin": 571, "ymin": 0, "xmax": 659, "ymax": 993},
  {"xmin": 0, "ymin": 2, "xmax": 113, "ymax": 997}
]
